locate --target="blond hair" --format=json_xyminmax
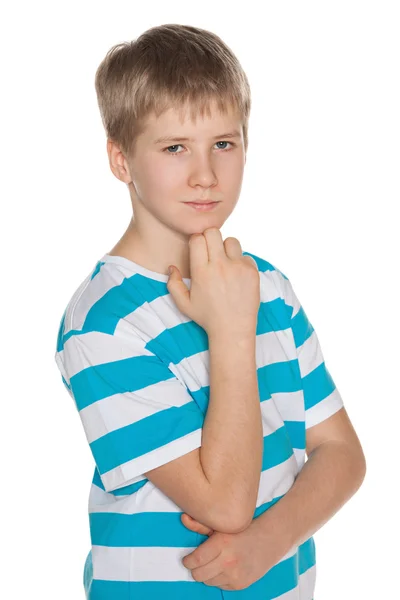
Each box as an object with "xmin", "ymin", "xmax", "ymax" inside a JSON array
[{"xmin": 94, "ymin": 24, "xmax": 251, "ymax": 159}]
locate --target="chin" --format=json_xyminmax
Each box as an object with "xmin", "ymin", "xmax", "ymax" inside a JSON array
[{"xmin": 184, "ymin": 218, "xmax": 226, "ymax": 236}]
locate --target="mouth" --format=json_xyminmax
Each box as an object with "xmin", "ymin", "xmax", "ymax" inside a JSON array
[
  {"xmin": 186, "ymin": 199, "xmax": 218, "ymax": 204},
  {"xmin": 184, "ymin": 201, "xmax": 220, "ymax": 211}
]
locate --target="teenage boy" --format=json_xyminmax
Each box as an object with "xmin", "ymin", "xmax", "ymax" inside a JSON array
[{"xmin": 54, "ymin": 23, "xmax": 366, "ymax": 600}]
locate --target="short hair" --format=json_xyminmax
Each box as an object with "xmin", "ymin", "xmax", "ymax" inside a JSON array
[{"xmin": 94, "ymin": 24, "xmax": 251, "ymax": 160}]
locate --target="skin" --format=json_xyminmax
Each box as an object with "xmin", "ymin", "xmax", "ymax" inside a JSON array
[{"xmin": 106, "ymin": 99, "xmax": 247, "ymax": 278}]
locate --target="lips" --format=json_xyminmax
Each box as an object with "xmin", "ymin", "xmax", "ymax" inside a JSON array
[
  {"xmin": 185, "ymin": 201, "xmax": 220, "ymax": 211},
  {"xmin": 186, "ymin": 200, "xmax": 217, "ymax": 205}
]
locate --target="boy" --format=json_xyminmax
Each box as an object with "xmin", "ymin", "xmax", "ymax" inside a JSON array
[{"xmin": 54, "ymin": 23, "xmax": 366, "ymax": 599}]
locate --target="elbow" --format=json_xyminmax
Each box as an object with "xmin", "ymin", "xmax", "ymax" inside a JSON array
[
  {"xmin": 357, "ymin": 448, "xmax": 367, "ymax": 488},
  {"xmin": 213, "ymin": 506, "xmax": 254, "ymax": 534},
  {"xmin": 351, "ymin": 440, "xmax": 367, "ymax": 489}
]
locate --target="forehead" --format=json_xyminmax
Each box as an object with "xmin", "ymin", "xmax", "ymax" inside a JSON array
[{"xmin": 141, "ymin": 100, "xmax": 242, "ymax": 142}]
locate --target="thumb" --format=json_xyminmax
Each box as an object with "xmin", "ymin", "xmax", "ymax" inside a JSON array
[{"xmin": 167, "ymin": 265, "xmax": 191, "ymax": 315}]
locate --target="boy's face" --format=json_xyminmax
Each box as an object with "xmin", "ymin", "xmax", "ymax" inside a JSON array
[{"xmin": 119, "ymin": 100, "xmax": 246, "ymax": 237}]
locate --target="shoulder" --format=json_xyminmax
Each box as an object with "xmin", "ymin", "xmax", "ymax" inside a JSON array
[
  {"xmin": 56, "ymin": 258, "xmax": 148, "ymax": 356},
  {"xmin": 60, "ymin": 260, "xmax": 122, "ymax": 335}
]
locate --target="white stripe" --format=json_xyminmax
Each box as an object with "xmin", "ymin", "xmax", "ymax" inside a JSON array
[
  {"xmin": 260, "ymin": 268, "xmax": 283, "ymax": 303},
  {"xmin": 305, "ymin": 389, "xmax": 344, "ymax": 429},
  {"xmin": 81, "ymin": 376, "xmax": 196, "ymax": 443},
  {"xmin": 273, "ymin": 564, "xmax": 316, "ymax": 599},
  {"xmin": 297, "ymin": 330, "xmax": 325, "ymax": 378},
  {"xmin": 59, "ymin": 329, "xmax": 154, "ymax": 379},
  {"xmin": 294, "ymin": 447, "xmax": 306, "ymax": 472},
  {"xmin": 276, "ymin": 274, "xmax": 301, "ymax": 320},
  {"xmin": 138, "ymin": 292, "xmax": 193, "ymax": 330},
  {"xmin": 101, "ymin": 428, "xmax": 203, "ymax": 491},
  {"xmin": 104, "ymin": 257, "xmax": 183, "ymax": 285},
  {"xmin": 299, "ymin": 563, "xmax": 316, "ymax": 599},
  {"xmin": 91, "ymin": 543, "xmax": 299, "ymax": 582},
  {"xmin": 256, "ymin": 329, "xmax": 298, "ymax": 367},
  {"xmin": 261, "ymin": 395, "xmax": 295, "ymax": 434},
  {"xmin": 257, "ymin": 453, "xmax": 297, "ymax": 506},
  {"xmin": 272, "ymin": 390, "xmax": 305, "ymax": 422},
  {"xmin": 115, "ymin": 298, "xmax": 179, "ymax": 342}
]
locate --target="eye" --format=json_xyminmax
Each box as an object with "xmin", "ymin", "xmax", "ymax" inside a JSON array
[{"xmin": 163, "ymin": 141, "xmax": 235, "ymax": 156}]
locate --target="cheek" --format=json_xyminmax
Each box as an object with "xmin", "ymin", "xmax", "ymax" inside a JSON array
[{"xmin": 145, "ymin": 158, "xmax": 180, "ymax": 191}]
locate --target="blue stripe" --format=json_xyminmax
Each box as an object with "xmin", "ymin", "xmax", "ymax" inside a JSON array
[
  {"xmin": 89, "ymin": 496, "xmax": 283, "ymax": 548},
  {"xmin": 284, "ymin": 420, "xmax": 305, "ymax": 450},
  {"xmin": 262, "ymin": 426, "xmax": 294, "ymax": 470},
  {"xmin": 257, "ymin": 297, "xmax": 291, "ymax": 334},
  {"xmin": 303, "ymin": 362, "xmax": 336, "ymax": 410},
  {"xmin": 83, "ymin": 550, "xmax": 92, "ymax": 597},
  {"xmin": 90, "ymin": 260, "xmax": 105, "ymax": 280},
  {"xmin": 91, "ymin": 401, "xmax": 203, "ymax": 475},
  {"xmin": 70, "ymin": 352, "xmax": 177, "ymax": 411},
  {"xmin": 258, "ymin": 360, "xmax": 301, "ymax": 396},
  {"xmin": 299, "ymin": 537, "xmax": 316, "ymax": 574},
  {"xmin": 88, "ymin": 579, "xmax": 220, "ymax": 600},
  {"xmin": 90, "ymin": 496, "xmax": 284, "ymax": 547},
  {"xmin": 90, "ymin": 512, "xmax": 201, "ymax": 547},
  {"xmin": 147, "ymin": 321, "xmax": 209, "ymax": 364},
  {"xmin": 291, "ymin": 305, "xmax": 314, "ymax": 348},
  {"xmin": 200, "ymin": 419, "xmax": 288, "ymax": 476},
  {"xmin": 82, "ymin": 273, "xmax": 169, "ymax": 335},
  {"xmin": 92, "ymin": 467, "xmax": 105, "ymax": 490}
]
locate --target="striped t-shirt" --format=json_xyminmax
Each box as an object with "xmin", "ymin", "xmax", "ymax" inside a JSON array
[{"xmin": 54, "ymin": 251, "xmax": 344, "ymax": 600}]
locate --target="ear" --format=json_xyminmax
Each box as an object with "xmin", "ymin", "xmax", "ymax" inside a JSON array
[{"xmin": 107, "ymin": 139, "xmax": 132, "ymax": 184}]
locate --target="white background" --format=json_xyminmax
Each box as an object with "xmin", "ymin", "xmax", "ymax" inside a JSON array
[{"xmin": 1, "ymin": 1, "xmax": 399, "ymax": 598}]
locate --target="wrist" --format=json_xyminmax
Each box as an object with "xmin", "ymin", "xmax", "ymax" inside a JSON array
[{"xmin": 208, "ymin": 326, "xmax": 256, "ymax": 346}]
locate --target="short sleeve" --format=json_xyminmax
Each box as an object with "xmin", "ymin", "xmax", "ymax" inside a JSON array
[
  {"xmin": 54, "ymin": 329, "xmax": 204, "ymax": 493},
  {"xmin": 278, "ymin": 271, "xmax": 344, "ymax": 430}
]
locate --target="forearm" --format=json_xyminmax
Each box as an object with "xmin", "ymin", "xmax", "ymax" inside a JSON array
[
  {"xmin": 250, "ymin": 441, "xmax": 366, "ymax": 558},
  {"xmin": 200, "ymin": 330, "xmax": 263, "ymax": 528}
]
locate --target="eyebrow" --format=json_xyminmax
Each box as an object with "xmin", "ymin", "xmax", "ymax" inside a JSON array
[{"xmin": 153, "ymin": 130, "xmax": 241, "ymax": 144}]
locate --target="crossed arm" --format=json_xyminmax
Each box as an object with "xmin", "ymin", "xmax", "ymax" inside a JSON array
[
  {"xmin": 252, "ymin": 406, "xmax": 366, "ymax": 556},
  {"xmin": 183, "ymin": 406, "xmax": 367, "ymax": 579}
]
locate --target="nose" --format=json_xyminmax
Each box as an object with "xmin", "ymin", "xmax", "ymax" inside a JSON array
[{"xmin": 188, "ymin": 155, "xmax": 218, "ymax": 188}]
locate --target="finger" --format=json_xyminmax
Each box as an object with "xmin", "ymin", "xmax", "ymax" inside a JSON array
[
  {"xmin": 188, "ymin": 233, "xmax": 208, "ymax": 278},
  {"xmin": 182, "ymin": 514, "xmax": 213, "ymax": 535},
  {"xmin": 195, "ymin": 524, "xmax": 214, "ymax": 536},
  {"xmin": 223, "ymin": 236, "xmax": 243, "ymax": 260},
  {"xmin": 190, "ymin": 559, "xmax": 225, "ymax": 584},
  {"xmin": 203, "ymin": 227, "xmax": 227, "ymax": 262},
  {"xmin": 183, "ymin": 543, "xmax": 221, "ymax": 570},
  {"xmin": 204, "ymin": 575, "xmax": 233, "ymax": 590}
]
